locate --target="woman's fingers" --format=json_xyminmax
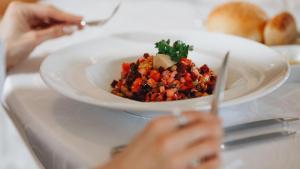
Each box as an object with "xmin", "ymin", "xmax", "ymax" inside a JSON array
[
  {"xmin": 102, "ymin": 111, "xmax": 223, "ymax": 169},
  {"xmin": 28, "ymin": 24, "xmax": 77, "ymax": 45},
  {"xmin": 140, "ymin": 112, "xmax": 222, "ymax": 150},
  {"xmin": 8, "ymin": 2, "xmax": 82, "ymax": 23},
  {"xmin": 143, "ymin": 112, "xmax": 217, "ymax": 138},
  {"xmin": 27, "ymin": 3, "xmax": 82, "ymax": 25},
  {"xmin": 43, "ymin": 5, "xmax": 82, "ymax": 24},
  {"xmin": 27, "ymin": 4, "xmax": 82, "ymax": 44},
  {"xmin": 148, "ymin": 113, "xmax": 222, "ymax": 152},
  {"xmin": 166, "ymin": 117, "xmax": 222, "ymax": 150},
  {"xmin": 183, "ymin": 111, "xmax": 222, "ymax": 125},
  {"xmin": 166, "ymin": 140, "xmax": 221, "ymax": 169}
]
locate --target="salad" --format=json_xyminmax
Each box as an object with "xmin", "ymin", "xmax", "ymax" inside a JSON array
[{"xmin": 111, "ymin": 40, "xmax": 216, "ymax": 102}]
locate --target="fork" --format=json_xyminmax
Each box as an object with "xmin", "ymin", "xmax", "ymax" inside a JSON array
[{"xmin": 80, "ymin": 0, "xmax": 122, "ymax": 27}]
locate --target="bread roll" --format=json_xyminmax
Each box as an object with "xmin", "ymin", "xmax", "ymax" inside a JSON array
[
  {"xmin": 264, "ymin": 12, "xmax": 298, "ymax": 46},
  {"xmin": 207, "ymin": 2, "xmax": 268, "ymax": 43}
]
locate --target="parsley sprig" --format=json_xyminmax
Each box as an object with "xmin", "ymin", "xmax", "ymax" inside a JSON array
[{"xmin": 155, "ymin": 39, "xmax": 194, "ymax": 62}]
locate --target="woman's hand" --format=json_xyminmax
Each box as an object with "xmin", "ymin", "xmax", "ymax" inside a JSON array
[
  {"xmin": 0, "ymin": 2, "xmax": 82, "ymax": 69},
  {"xmin": 101, "ymin": 111, "xmax": 223, "ymax": 169}
]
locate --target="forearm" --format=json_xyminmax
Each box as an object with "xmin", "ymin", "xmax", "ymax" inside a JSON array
[
  {"xmin": 0, "ymin": 33, "xmax": 6, "ymax": 93},
  {"xmin": 0, "ymin": 20, "xmax": 8, "ymax": 70}
]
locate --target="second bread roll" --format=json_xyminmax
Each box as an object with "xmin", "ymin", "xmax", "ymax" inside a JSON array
[
  {"xmin": 264, "ymin": 12, "xmax": 298, "ymax": 46},
  {"xmin": 207, "ymin": 2, "xmax": 268, "ymax": 43}
]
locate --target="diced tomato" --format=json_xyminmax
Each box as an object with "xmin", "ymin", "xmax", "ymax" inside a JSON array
[
  {"xmin": 122, "ymin": 63, "xmax": 131, "ymax": 77},
  {"xmin": 186, "ymin": 81, "xmax": 194, "ymax": 88},
  {"xmin": 180, "ymin": 58, "xmax": 192, "ymax": 65},
  {"xmin": 184, "ymin": 73, "xmax": 192, "ymax": 82},
  {"xmin": 180, "ymin": 85, "xmax": 188, "ymax": 91},
  {"xmin": 181, "ymin": 83, "xmax": 192, "ymax": 90},
  {"xmin": 131, "ymin": 78, "xmax": 142, "ymax": 93},
  {"xmin": 150, "ymin": 70, "xmax": 161, "ymax": 82}
]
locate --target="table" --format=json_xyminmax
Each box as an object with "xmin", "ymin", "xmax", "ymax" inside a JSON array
[{"xmin": 3, "ymin": 0, "xmax": 300, "ymax": 169}]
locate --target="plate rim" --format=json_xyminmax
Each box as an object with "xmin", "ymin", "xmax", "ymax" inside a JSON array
[{"xmin": 40, "ymin": 30, "xmax": 290, "ymax": 113}]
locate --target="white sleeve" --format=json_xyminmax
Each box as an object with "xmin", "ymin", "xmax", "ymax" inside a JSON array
[{"xmin": 0, "ymin": 41, "xmax": 5, "ymax": 93}]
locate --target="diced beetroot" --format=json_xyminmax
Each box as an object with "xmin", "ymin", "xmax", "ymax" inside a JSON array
[
  {"xmin": 111, "ymin": 80, "xmax": 118, "ymax": 88},
  {"xmin": 156, "ymin": 94, "xmax": 164, "ymax": 101},
  {"xmin": 143, "ymin": 53, "xmax": 150, "ymax": 58},
  {"xmin": 200, "ymin": 64, "xmax": 209, "ymax": 74}
]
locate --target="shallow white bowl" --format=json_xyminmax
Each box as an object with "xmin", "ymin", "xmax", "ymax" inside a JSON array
[
  {"xmin": 272, "ymin": 45, "xmax": 300, "ymax": 65},
  {"xmin": 40, "ymin": 31, "xmax": 289, "ymax": 116}
]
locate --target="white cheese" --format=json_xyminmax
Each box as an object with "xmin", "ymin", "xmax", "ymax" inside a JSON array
[{"xmin": 153, "ymin": 54, "xmax": 175, "ymax": 69}]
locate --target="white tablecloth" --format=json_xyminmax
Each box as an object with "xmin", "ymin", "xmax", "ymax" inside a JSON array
[{"xmin": 3, "ymin": 0, "xmax": 300, "ymax": 169}]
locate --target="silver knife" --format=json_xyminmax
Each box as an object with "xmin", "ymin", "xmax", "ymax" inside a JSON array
[
  {"xmin": 224, "ymin": 117, "xmax": 300, "ymax": 133},
  {"xmin": 222, "ymin": 131, "xmax": 297, "ymax": 151},
  {"xmin": 112, "ymin": 131, "xmax": 297, "ymax": 156},
  {"xmin": 211, "ymin": 52, "xmax": 230, "ymax": 116}
]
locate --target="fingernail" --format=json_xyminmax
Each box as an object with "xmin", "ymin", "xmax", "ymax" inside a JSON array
[
  {"xmin": 80, "ymin": 20, "xmax": 87, "ymax": 27},
  {"xmin": 63, "ymin": 25, "xmax": 79, "ymax": 34}
]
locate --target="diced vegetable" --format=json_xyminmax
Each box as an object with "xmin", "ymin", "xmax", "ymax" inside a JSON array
[
  {"xmin": 150, "ymin": 70, "xmax": 161, "ymax": 82},
  {"xmin": 111, "ymin": 43, "xmax": 216, "ymax": 102},
  {"xmin": 131, "ymin": 78, "xmax": 143, "ymax": 93}
]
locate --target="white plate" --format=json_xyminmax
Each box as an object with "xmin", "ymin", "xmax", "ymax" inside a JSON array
[
  {"xmin": 272, "ymin": 45, "xmax": 300, "ymax": 65},
  {"xmin": 40, "ymin": 31, "xmax": 289, "ymax": 116}
]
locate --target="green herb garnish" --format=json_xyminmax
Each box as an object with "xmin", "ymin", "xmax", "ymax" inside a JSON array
[{"xmin": 155, "ymin": 39, "xmax": 194, "ymax": 62}]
